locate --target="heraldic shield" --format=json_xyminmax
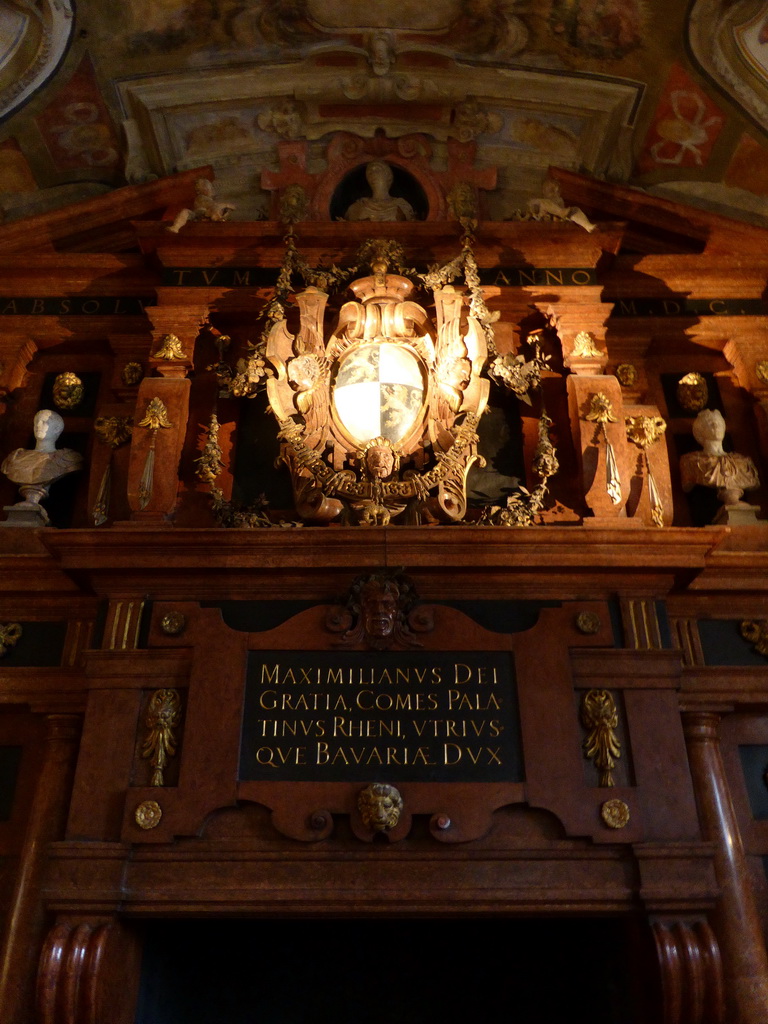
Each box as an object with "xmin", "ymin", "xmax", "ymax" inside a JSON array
[{"xmin": 265, "ymin": 245, "xmax": 489, "ymax": 525}]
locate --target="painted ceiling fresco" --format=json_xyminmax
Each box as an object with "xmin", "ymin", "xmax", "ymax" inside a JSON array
[{"xmin": 0, "ymin": 0, "xmax": 767, "ymax": 226}]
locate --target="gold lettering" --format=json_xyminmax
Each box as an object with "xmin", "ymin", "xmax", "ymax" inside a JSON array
[
  {"xmin": 261, "ymin": 664, "xmax": 279, "ymax": 685},
  {"xmin": 81, "ymin": 299, "xmax": 101, "ymax": 314},
  {"xmin": 413, "ymin": 747, "xmax": 435, "ymax": 765},
  {"xmin": 233, "ymin": 270, "xmax": 251, "ymax": 286},
  {"xmin": 327, "ymin": 667, "xmax": 343, "ymax": 685},
  {"xmin": 709, "ymin": 300, "xmax": 727, "ymax": 314},
  {"xmin": 202, "ymin": 270, "xmax": 219, "ymax": 285},
  {"xmin": 663, "ymin": 300, "xmax": 681, "ymax": 315},
  {"xmin": 2, "ymin": 300, "xmax": 17, "ymax": 314},
  {"xmin": 444, "ymin": 743, "xmax": 462, "ymax": 764},
  {"xmin": 259, "ymin": 690, "xmax": 277, "ymax": 709},
  {"xmin": 58, "ymin": 299, "xmax": 71, "ymax": 314},
  {"xmin": 431, "ymin": 666, "xmax": 442, "ymax": 684},
  {"xmin": 31, "ymin": 299, "xmax": 45, "ymax": 314},
  {"xmin": 570, "ymin": 270, "xmax": 592, "ymax": 285},
  {"xmin": 454, "ymin": 664, "xmax": 472, "ymax": 685},
  {"xmin": 544, "ymin": 270, "xmax": 564, "ymax": 286},
  {"xmin": 173, "ymin": 270, "xmax": 191, "ymax": 285},
  {"xmin": 518, "ymin": 269, "xmax": 537, "ymax": 286}
]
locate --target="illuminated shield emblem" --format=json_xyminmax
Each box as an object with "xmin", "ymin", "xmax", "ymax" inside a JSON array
[{"xmin": 332, "ymin": 342, "xmax": 425, "ymax": 445}]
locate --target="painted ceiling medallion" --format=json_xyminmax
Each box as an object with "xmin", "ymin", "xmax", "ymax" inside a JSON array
[{"xmin": 0, "ymin": 0, "xmax": 74, "ymax": 122}]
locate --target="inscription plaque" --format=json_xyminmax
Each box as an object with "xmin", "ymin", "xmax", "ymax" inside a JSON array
[{"xmin": 239, "ymin": 651, "xmax": 522, "ymax": 782}]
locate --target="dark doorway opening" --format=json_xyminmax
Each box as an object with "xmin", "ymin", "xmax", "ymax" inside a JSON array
[{"xmin": 135, "ymin": 917, "xmax": 646, "ymax": 1024}]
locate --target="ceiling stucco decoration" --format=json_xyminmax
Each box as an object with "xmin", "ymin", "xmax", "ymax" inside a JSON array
[
  {"xmin": 116, "ymin": 55, "xmax": 640, "ymax": 220},
  {"xmin": 0, "ymin": 0, "xmax": 75, "ymax": 124},
  {"xmin": 689, "ymin": 0, "xmax": 768, "ymax": 132},
  {"xmin": 1, "ymin": 0, "xmax": 768, "ymax": 229}
]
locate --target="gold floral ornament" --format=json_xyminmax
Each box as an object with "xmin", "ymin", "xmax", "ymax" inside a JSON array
[
  {"xmin": 740, "ymin": 620, "xmax": 768, "ymax": 658},
  {"xmin": 52, "ymin": 371, "xmax": 84, "ymax": 411},
  {"xmin": 137, "ymin": 397, "xmax": 173, "ymax": 510},
  {"xmin": 585, "ymin": 392, "xmax": 622, "ymax": 505},
  {"xmin": 626, "ymin": 414, "xmax": 667, "ymax": 527},
  {"xmin": 152, "ymin": 333, "xmax": 186, "ymax": 361},
  {"xmin": 571, "ymin": 330, "xmax": 602, "ymax": 359},
  {"xmin": 581, "ymin": 689, "xmax": 621, "ymax": 787},
  {"xmin": 756, "ymin": 360, "xmax": 768, "ymax": 387},
  {"xmin": 601, "ymin": 798, "xmax": 630, "ymax": 829},
  {"xmin": 676, "ymin": 372, "xmax": 708, "ymax": 412},
  {"xmin": 142, "ymin": 688, "xmax": 182, "ymax": 786},
  {"xmin": 134, "ymin": 800, "xmax": 162, "ymax": 830},
  {"xmin": 0, "ymin": 622, "xmax": 22, "ymax": 657},
  {"xmin": 92, "ymin": 416, "xmax": 134, "ymax": 525}
]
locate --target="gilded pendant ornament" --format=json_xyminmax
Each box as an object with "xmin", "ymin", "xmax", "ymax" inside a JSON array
[
  {"xmin": 0, "ymin": 622, "xmax": 22, "ymax": 657},
  {"xmin": 740, "ymin": 620, "xmax": 768, "ymax": 658},
  {"xmin": 585, "ymin": 393, "xmax": 622, "ymax": 506},
  {"xmin": 581, "ymin": 688, "xmax": 622, "ymax": 787},
  {"xmin": 137, "ymin": 398, "xmax": 173, "ymax": 510},
  {"xmin": 142, "ymin": 688, "xmax": 182, "ymax": 787},
  {"xmin": 92, "ymin": 416, "xmax": 133, "ymax": 525},
  {"xmin": 626, "ymin": 414, "xmax": 667, "ymax": 527}
]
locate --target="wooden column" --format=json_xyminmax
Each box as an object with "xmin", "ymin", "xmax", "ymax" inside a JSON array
[
  {"xmin": 0, "ymin": 714, "xmax": 80, "ymax": 1024},
  {"xmin": 683, "ymin": 711, "xmax": 768, "ymax": 1023}
]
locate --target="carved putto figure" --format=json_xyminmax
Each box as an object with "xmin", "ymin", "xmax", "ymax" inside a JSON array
[
  {"xmin": 166, "ymin": 178, "xmax": 235, "ymax": 233},
  {"xmin": 1, "ymin": 409, "xmax": 83, "ymax": 525},
  {"xmin": 344, "ymin": 162, "xmax": 415, "ymax": 222},
  {"xmin": 527, "ymin": 179, "xmax": 596, "ymax": 233},
  {"xmin": 680, "ymin": 408, "xmax": 760, "ymax": 516}
]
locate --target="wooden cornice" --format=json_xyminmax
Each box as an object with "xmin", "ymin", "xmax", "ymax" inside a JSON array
[
  {"xmin": 0, "ymin": 167, "xmax": 213, "ymax": 255},
  {"xmin": 551, "ymin": 167, "xmax": 768, "ymax": 256}
]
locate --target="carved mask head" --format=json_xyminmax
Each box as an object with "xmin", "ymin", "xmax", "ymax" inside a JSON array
[
  {"xmin": 358, "ymin": 783, "xmax": 403, "ymax": 832},
  {"xmin": 360, "ymin": 579, "xmax": 399, "ymax": 640}
]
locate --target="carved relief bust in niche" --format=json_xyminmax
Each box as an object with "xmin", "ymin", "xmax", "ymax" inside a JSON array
[{"xmin": 334, "ymin": 161, "xmax": 426, "ymax": 222}]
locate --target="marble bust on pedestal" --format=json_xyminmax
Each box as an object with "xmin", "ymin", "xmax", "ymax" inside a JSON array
[
  {"xmin": 344, "ymin": 161, "xmax": 415, "ymax": 223},
  {"xmin": 679, "ymin": 408, "xmax": 761, "ymax": 525},
  {"xmin": 1, "ymin": 409, "xmax": 83, "ymax": 526}
]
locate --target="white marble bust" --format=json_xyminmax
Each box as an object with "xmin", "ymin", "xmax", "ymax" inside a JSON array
[
  {"xmin": 345, "ymin": 161, "xmax": 415, "ymax": 223},
  {"xmin": 680, "ymin": 408, "xmax": 760, "ymax": 507},
  {"xmin": 2, "ymin": 409, "xmax": 83, "ymax": 521}
]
